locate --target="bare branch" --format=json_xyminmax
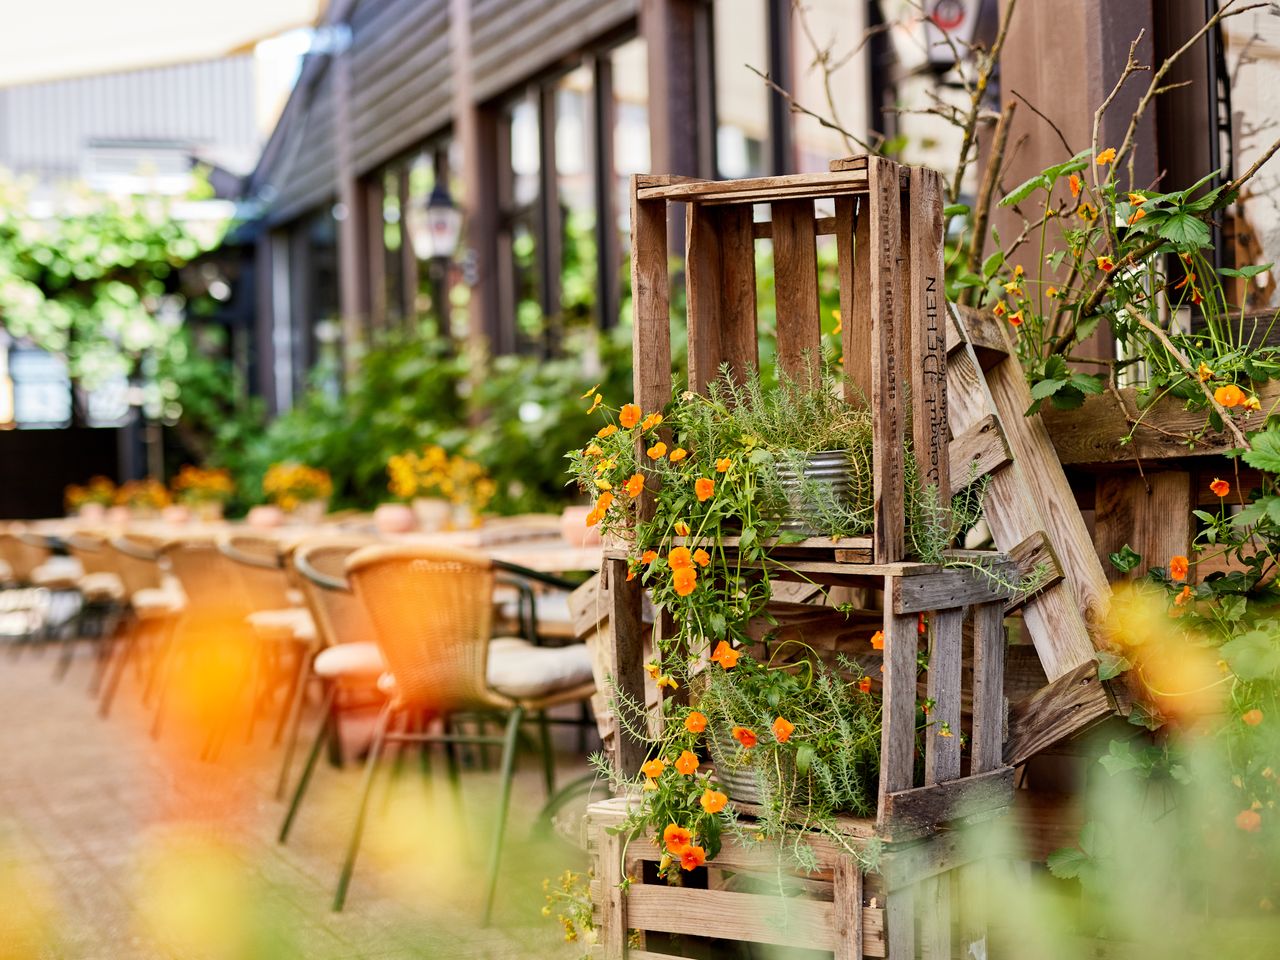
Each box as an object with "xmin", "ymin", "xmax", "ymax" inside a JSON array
[
  {"xmin": 961, "ymin": 101, "xmax": 1017, "ymax": 306},
  {"xmin": 1010, "ymin": 89, "xmax": 1075, "ymax": 156},
  {"xmin": 745, "ymin": 64, "xmax": 880, "ymax": 156},
  {"xmin": 947, "ymin": 0, "xmax": 1019, "ymax": 203}
]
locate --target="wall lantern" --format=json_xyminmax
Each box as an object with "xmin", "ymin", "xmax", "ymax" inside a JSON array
[{"xmin": 407, "ymin": 183, "xmax": 463, "ymax": 261}]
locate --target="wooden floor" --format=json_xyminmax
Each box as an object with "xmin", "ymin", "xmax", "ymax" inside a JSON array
[{"xmin": 0, "ymin": 640, "xmax": 597, "ymax": 960}]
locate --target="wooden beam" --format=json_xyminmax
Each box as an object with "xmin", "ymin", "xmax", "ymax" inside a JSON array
[
  {"xmin": 946, "ymin": 304, "xmax": 1010, "ymax": 370},
  {"xmin": 891, "ymin": 566, "xmax": 1014, "ymax": 615},
  {"xmin": 877, "ymin": 609, "xmax": 918, "ymax": 817},
  {"xmin": 365, "ymin": 175, "xmax": 388, "ymax": 332},
  {"xmin": 1005, "ymin": 530, "xmax": 1064, "ymax": 613},
  {"xmin": 908, "ymin": 166, "xmax": 949, "ymax": 506},
  {"xmin": 880, "ymin": 766, "xmax": 1016, "ymax": 841},
  {"xmin": 1094, "ymin": 472, "xmax": 1193, "ymax": 583},
  {"xmin": 869, "ymin": 158, "xmax": 906, "ymax": 563},
  {"xmin": 924, "ymin": 608, "xmax": 963, "ymax": 784},
  {"xmin": 949, "ymin": 413, "xmax": 1012, "ymax": 484},
  {"xmin": 1003, "ymin": 661, "xmax": 1115, "ymax": 767},
  {"xmin": 331, "ymin": 10, "xmax": 367, "ymax": 381},
  {"xmin": 397, "ymin": 164, "xmax": 418, "ymax": 328},
  {"xmin": 1042, "ymin": 380, "xmax": 1280, "ymax": 465}
]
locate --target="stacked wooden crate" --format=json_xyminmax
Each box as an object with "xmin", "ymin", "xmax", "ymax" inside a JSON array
[{"xmin": 589, "ymin": 157, "xmax": 1024, "ymax": 960}]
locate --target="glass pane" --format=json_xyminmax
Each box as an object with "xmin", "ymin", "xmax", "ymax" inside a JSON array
[
  {"xmin": 558, "ymin": 64, "xmax": 597, "ymax": 332},
  {"xmin": 791, "ymin": 0, "xmax": 871, "ymax": 173},
  {"xmin": 11, "ymin": 347, "xmax": 72, "ymax": 428},
  {"xmin": 714, "ymin": 0, "xmax": 769, "ymax": 178}
]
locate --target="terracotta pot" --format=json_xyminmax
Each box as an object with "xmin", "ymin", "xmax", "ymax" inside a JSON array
[
  {"xmin": 77, "ymin": 503, "xmax": 107, "ymax": 524},
  {"xmin": 561, "ymin": 505, "xmax": 603, "ymax": 547},
  {"xmin": 412, "ymin": 497, "xmax": 452, "ymax": 532},
  {"xmin": 290, "ymin": 499, "xmax": 329, "ymax": 525},
  {"xmin": 192, "ymin": 501, "xmax": 225, "ymax": 522},
  {"xmin": 161, "ymin": 505, "xmax": 191, "ymax": 525},
  {"xmin": 106, "ymin": 506, "xmax": 131, "ymax": 526},
  {"xmin": 374, "ymin": 502, "xmax": 417, "ymax": 534},
  {"xmin": 247, "ymin": 505, "xmax": 285, "ymax": 529}
]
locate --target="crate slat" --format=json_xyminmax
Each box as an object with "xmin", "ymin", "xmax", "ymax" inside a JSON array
[
  {"xmin": 772, "ymin": 198, "xmax": 823, "ymax": 384},
  {"xmin": 971, "ymin": 600, "xmax": 1007, "ymax": 774},
  {"xmin": 635, "ymin": 169, "xmax": 874, "ymax": 203},
  {"xmin": 908, "ymin": 166, "xmax": 950, "ymax": 507},
  {"xmin": 925, "ymin": 607, "xmax": 963, "ymax": 783},
  {"xmin": 878, "ymin": 610, "xmax": 918, "ymax": 815}
]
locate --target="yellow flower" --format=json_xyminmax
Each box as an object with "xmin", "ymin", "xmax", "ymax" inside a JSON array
[
  {"xmin": 1196, "ymin": 362, "xmax": 1213, "ymax": 382},
  {"xmin": 587, "ymin": 393, "xmax": 603, "ymax": 414},
  {"xmin": 640, "ymin": 413, "xmax": 664, "ymax": 431},
  {"xmin": 1096, "ymin": 147, "xmax": 1116, "ymax": 165},
  {"xmin": 597, "ymin": 424, "xmax": 618, "ymax": 439},
  {"xmin": 595, "ymin": 478, "xmax": 612, "ymax": 491},
  {"xmin": 831, "ymin": 309, "xmax": 843, "ymax": 335},
  {"xmin": 580, "ymin": 383, "xmax": 601, "ymax": 400},
  {"xmin": 1003, "ymin": 280, "xmax": 1021, "ymax": 294}
]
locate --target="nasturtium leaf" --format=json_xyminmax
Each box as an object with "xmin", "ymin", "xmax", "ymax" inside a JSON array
[
  {"xmin": 1157, "ymin": 212, "xmax": 1211, "ymax": 248},
  {"xmin": 1242, "ymin": 428, "xmax": 1280, "ymax": 474},
  {"xmin": 1046, "ymin": 846, "xmax": 1090, "ymax": 880},
  {"xmin": 999, "ymin": 174, "xmax": 1050, "ymax": 208},
  {"xmin": 1220, "ymin": 630, "xmax": 1280, "ymax": 681},
  {"xmin": 1219, "ymin": 263, "xmax": 1273, "ymax": 279},
  {"xmin": 1108, "ymin": 544, "xmax": 1142, "ymax": 573}
]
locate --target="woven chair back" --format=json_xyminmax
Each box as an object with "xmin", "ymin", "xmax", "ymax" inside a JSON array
[
  {"xmin": 163, "ymin": 537, "xmax": 251, "ymax": 626},
  {"xmin": 292, "ymin": 537, "xmax": 377, "ymax": 650},
  {"xmin": 218, "ymin": 534, "xmax": 294, "ymax": 612},
  {"xmin": 345, "ymin": 545, "xmax": 508, "ymax": 713},
  {"xmin": 66, "ymin": 531, "xmax": 113, "ymax": 576},
  {"xmin": 0, "ymin": 533, "xmax": 50, "ymax": 582},
  {"xmin": 106, "ymin": 535, "xmax": 166, "ymax": 597}
]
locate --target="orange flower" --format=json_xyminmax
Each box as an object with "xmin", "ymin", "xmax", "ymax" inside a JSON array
[
  {"xmin": 641, "ymin": 550, "xmax": 658, "ymax": 565},
  {"xmin": 993, "ymin": 301, "xmax": 1007, "ymax": 317},
  {"xmin": 695, "ymin": 477, "xmax": 715, "ymax": 502},
  {"xmin": 1169, "ymin": 555, "xmax": 1189, "ymax": 580},
  {"xmin": 772, "ymin": 717, "xmax": 796, "ymax": 743},
  {"xmin": 1174, "ymin": 271, "xmax": 1196, "ymax": 291},
  {"xmin": 1069, "ymin": 174, "xmax": 1082, "ymax": 197},
  {"xmin": 679, "ymin": 845, "xmax": 707, "ymax": 870},
  {"xmin": 641, "ymin": 758, "xmax": 665, "ymax": 778},
  {"xmin": 684, "ymin": 711, "xmax": 708, "ymax": 734},
  {"xmin": 625, "ymin": 473, "xmax": 645, "ymax": 498},
  {"xmin": 1197, "ymin": 362, "xmax": 1213, "ymax": 382},
  {"xmin": 584, "ymin": 443, "xmax": 603, "ymax": 457},
  {"xmin": 715, "ymin": 457, "xmax": 732, "ymax": 473},
  {"xmin": 669, "ymin": 547, "xmax": 694, "ymax": 569},
  {"xmin": 647, "ymin": 442, "xmax": 668, "ymax": 460},
  {"xmin": 1096, "ymin": 147, "xmax": 1116, "ymax": 165},
  {"xmin": 1127, "ymin": 208, "xmax": 1146, "ymax": 225},
  {"xmin": 870, "ymin": 630, "xmax": 885, "ymax": 650},
  {"xmin": 626, "ymin": 568, "xmax": 637, "ymax": 581},
  {"xmin": 1244, "ymin": 395, "xmax": 1262, "ymax": 412},
  {"xmin": 1210, "ymin": 478, "xmax": 1230, "ymax": 498},
  {"xmin": 585, "ymin": 507, "xmax": 603, "ymax": 527},
  {"xmin": 1236, "ymin": 809, "xmax": 1263, "ymax": 833},
  {"xmin": 699, "ymin": 789, "xmax": 728, "ymax": 814},
  {"xmin": 710, "ymin": 641, "xmax": 740, "ymax": 669},
  {"xmin": 597, "ymin": 424, "xmax": 618, "ymax": 439},
  {"xmin": 732, "ymin": 726, "xmax": 758, "ymax": 748},
  {"xmin": 675, "ymin": 750, "xmax": 699, "ymax": 775},
  {"xmin": 619, "ymin": 404, "xmax": 642, "ymax": 428},
  {"xmin": 692, "ymin": 548, "xmax": 711, "ymax": 568},
  {"xmin": 1095, "ymin": 256, "xmax": 1115, "ymax": 273},
  {"xmin": 641, "ymin": 412, "xmax": 664, "ymax": 431},
  {"xmin": 663, "ymin": 823, "xmax": 692, "ymax": 854},
  {"xmin": 1174, "ymin": 584, "xmax": 1193, "ymax": 607},
  {"xmin": 1127, "ymin": 192, "xmax": 1147, "ymax": 206},
  {"xmin": 587, "ymin": 393, "xmax": 603, "ymax": 413},
  {"xmin": 644, "ymin": 661, "xmax": 660, "ymax": 680},
  {"xmin": 580, "ymin": 383, "xmax": 601, "ymax": 400},
  {"xmin": 673, "ymin": 567, "xmax": 698, "ymax": 597},
  {"xmin": 1008, "ymin": 310, "xmax": 1024, "ymax": 327},
  {"xmin": 656, "ymin": 675, "xmax": 678, "ymax": 691},
  {"xmin": 669, "ymin": 447, "xmax": 688, "ymax": 463},
  {"xmin": 1215, "ymin": 384, "xmax": 1246, "ymax": 408},
  {"xmin": 857, "ymin": 676, "xmax": 872, "ymax": 694},
  {"xmin": 1244, "ymin": 709, "xmax": 1264, "ymax": 726},
  {"xmin": 674, "ymin": 521, "xmax": 690, "ymax": 537},
  {"xmin": 1078, "ymin": 202, "xmax": 1098, "ymax": 222}
]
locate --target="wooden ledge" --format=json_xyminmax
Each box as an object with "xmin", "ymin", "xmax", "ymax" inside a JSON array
[{"xmin": 635, "ymin": 167, "xmax": 911, "ymax": 205}]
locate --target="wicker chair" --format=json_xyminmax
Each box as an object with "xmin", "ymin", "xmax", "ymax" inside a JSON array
[
  {"xmin": 97, "ymin": 533, "xmax": 182, "ymax": 718},
  {"xmin": 325, "ymin": 544, "xmax": 595, "ymax": 919},
  {"xmin": 275, "ymin": 536, "xmax": 383, "ymax": 809},
  {"xmin": 59, "ymin": 531, "xmax": 126, "ymax": 683},
  {"xmin": 218, "ymin": 533, "xmax": 316, "ymax": 747}
]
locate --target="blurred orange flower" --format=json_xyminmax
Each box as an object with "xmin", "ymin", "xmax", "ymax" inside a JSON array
[
  {"xmin": 641, "ymin": 759, "xmax": 665, "ymax": 778},
  {"xmin": 679, "ymin": 845, "xmax": 707, "ymax": 870},
  {"xmin": 732, "ymin": 726, "xmax": 757, "ymax": 748},
  {"xmin": 695, "ymin": 478, "xmax": 715, "ymax": 501},
  {"xmin": 1210, "ymin": 478, "xmax": 1230, "ymax": 497},
  {"xmin": 1244, "ymin": 709, "xmax": 1264, "ymax": 726},
  {"xmin": 619, "ymin": 404, "xmax": 642, "ymax": 428},
  {"xmin": 772, "ymin": 717, "xmax": 795, "ymax": 743},
  {"xmin": 699, "ymin": 789, "xmax": 728, "ymax": 814},
  {"xmin": 641, "ymin": 550, "xmax": 658, "ymax": 564},
  {"xmin": 669, "ymin": 547, "xmax": 694, "ymax": 569},
  {"xmin": 647, "ymin": 442, "xmax": 668, "ymax": 460},
  {"xmin": 1237, "ymin": 809, "xmax": 1262, "ymax": 833},
  {"xmin": 597, "ymin": 424, "xmax": 618, "ymax": 439},
  {"xmin": 669, "ymin": 448, "xmax": 688, "ymax": 463},
  {"xmin": 870, "ymin": 630, "xmax": 885, "ymax": 650},
  {"xmin": 625, "ymin": 473, "xmax": 645, "ymax": 497},
  {"xmin": 715, "ymin": 458, "xmax": 732, "ymax": 473},
  {"xmin": 1169, "ymin": 555, "xmax": 1189, "ymax": 580},
  {"xmin": 663, "ymin": 823, "xmax": 692, "ymax": 853},
  {"xmin": 1215, "ymin": 385, "xmax": 1246, "ymax": 408},
  {"xmin": 674, "ymin": 521, "xmax": 690, "ymax": 537},
  {"xmin": 692, "ymin": 548, "xmax": 711, "ymax": 567}
]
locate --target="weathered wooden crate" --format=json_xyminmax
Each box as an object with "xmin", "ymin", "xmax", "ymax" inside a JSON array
[{"xmin": 630, "ymin": 156, "xmax": 949, "ymax": 564}]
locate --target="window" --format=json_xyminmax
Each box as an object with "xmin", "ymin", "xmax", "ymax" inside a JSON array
[{"xmin": 9, "ymin": 345, "xmax": 72, "ymax": 429}]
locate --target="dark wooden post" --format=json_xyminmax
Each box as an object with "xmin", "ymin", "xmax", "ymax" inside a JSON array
[{"xmin": 331, "ymin": 0, "xmax": 367, "ymax": 383}]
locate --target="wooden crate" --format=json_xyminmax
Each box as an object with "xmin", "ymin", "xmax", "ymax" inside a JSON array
[
  {"xmin": 588, "ymin": 758, "xmax": 1007, "ymax": 960},
  {"xmin": 630, "ymin": 156, "xmax": 949, "ymax": 564}
]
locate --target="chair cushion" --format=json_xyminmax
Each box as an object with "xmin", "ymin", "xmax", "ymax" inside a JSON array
[
  {"xmin": 486, "ymin": 638, "xmax": 594, "ymax": 700},
  {"xmin": 132, "ymin": 588, "xmax": 184, "ymax": 620},
  {"xmin": 79, "ymin": 571, "xmax": 124, "ymax": 603},
  {"xmin": 246, "ymin": 607, "xmax": 317, "ymax": 643},
  {"xmin": 31, "ymin": 558, "xmax": 82, "ymax": 591},
  {"xmin": 315, "ymin": 641, "xmax": 386, "ymax": 679}
]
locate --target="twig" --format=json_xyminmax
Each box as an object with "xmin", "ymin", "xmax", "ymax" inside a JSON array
[
  {"xmin": 961, "ymin": 101, "xmax": 1016, "ymax": 306},
  {"xmin": 1010, "ymin": 89, "xmax": 1075, "ymax": 156},
  {"xmin": 745, "ymin": 64, "xmax": 881, "ymax": 156},
  {"xmin": 948, "ymin": 0, "xmax": 1019, "ymax": 203},
  {"xmin": 1133, "ymin": 313, "xmax": 1251, "ymax": 449}
]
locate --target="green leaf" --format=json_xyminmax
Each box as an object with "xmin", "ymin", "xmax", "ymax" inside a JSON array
[
  {"xmin": 1099, "ymin": 740, "xmax": 1140, "ymax": 775},
  {"xmin": 1029, "ymin": 378, "xmax": 1067, "ymax": 400},
  {"xmin": 1069, "ymin": 373, "xmax": 1105, "ymax": 395},
  {"xmin": 709, "ymin": 612, "xmax": 728, "ymax": 638},
  {"xmin": 795, "ymin": 743, "xmax": 815, "ymax": 774},
  {"xmin": 1095, "ymin": 650, "xmax": 1132, "ymax": 681},
  {"xmin": 1046, "ymin": 847, "xmax": 1089, "ymax": 880},
  {"xmin": 1220, "ymin": 630, "xmax": 1280, "ymax": 681},
  {"xmin": 1242, "ymin": 428, "xmax": 1280, "ymax": 474},
  {"xmin": 943, "ymin": 204, "xmax": 970, "ymax": 218},
  {"xmin": 1219, "ymin": 263, "xmax": 1273, "ymax": 279},
  {"xmin": 1109, "ymin": 544, "xmax": 1142, "ymax": 573},
  {"xmin": 1049, "ymin": 388, "xmax": 1087, "ymax": 411},
  {"xmin": 982, "ymin": 251, "xmax": 1005, "ymax": 279},
  {"xmin": 999, "ymin": 174, "xmax": 1050, "ymax": 208},
  {"xmin": 1157, "ymin": 212, "xmax": 1211, "ymax": 248}
]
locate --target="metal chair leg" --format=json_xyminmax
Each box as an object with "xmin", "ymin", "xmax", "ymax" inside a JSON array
[
  {"xmin": 537, "ymin": 710, "xmax": 556, "ymax": 797},
  {"xmin": 279, "ymin": 682, "xmax": 337, "ymax": 843},
  {"xmin": 98, "ymin": 617, "xmax": 138, "ymax": 719},
  {"xmin": 481, "ymin": 706, "xmax": 524, "ymax": 927},
  {"xmin": 272, "ymin": 641, "xmax": 309, "ymax": 747},
  {"xmin": 273, "ymin": 651, "xmax": 315, "ymax": 800},
  {"xmin": 333, "ymin": 702, "xmax": 394, "ymax": 912}
]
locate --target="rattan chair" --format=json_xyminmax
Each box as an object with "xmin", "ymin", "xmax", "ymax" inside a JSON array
[
  {"xmin": 274, "ymin": 535, "xmax": 383, "ymax": 809},
  {"xmin": 97, "ymin": 533, "xmax": 182, "ymax": 717},
  {"xmin": 324, "ymin": 544, "xmax": 595, "ymax": 919},
  {"xmin": 59, "ymin": 531, "xmax": 126, "ymax": 683}
]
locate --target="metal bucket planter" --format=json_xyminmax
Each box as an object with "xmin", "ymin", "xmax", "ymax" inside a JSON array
[
  {"xmin": 772, "ymin": 449, "xmax": 857, "ymax": 537},
  {"xmin": 711, "ymin": 729, "xmax": 811, "ymax": 808}
]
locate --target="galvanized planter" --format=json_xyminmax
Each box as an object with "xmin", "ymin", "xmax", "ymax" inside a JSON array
[{"xmin": 772, "ymin": 448, "xmax": 857, "ymax": 537}]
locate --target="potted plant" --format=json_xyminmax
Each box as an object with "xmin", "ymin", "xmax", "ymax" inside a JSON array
[
  {"xmin": 115, "ymin": 478, "xmax": 171, "ymax": 519},
  {"xmin": 567, "ymin": 370, "xmax": 965, "ymax": 877},
  {"xmin": 64, "ymin": 476, "xmax": 116, "ymax": 523},
  {"xmin": 262, "ymin": 462, "xmax": 332, "ymax": 524},
  {"xmin": 386, "ymin": 445, "xmax": 496, "ymax": 531},
  {"xmin": 170, "ymin": 465, "xmax": 234, "ymax": 522}
]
